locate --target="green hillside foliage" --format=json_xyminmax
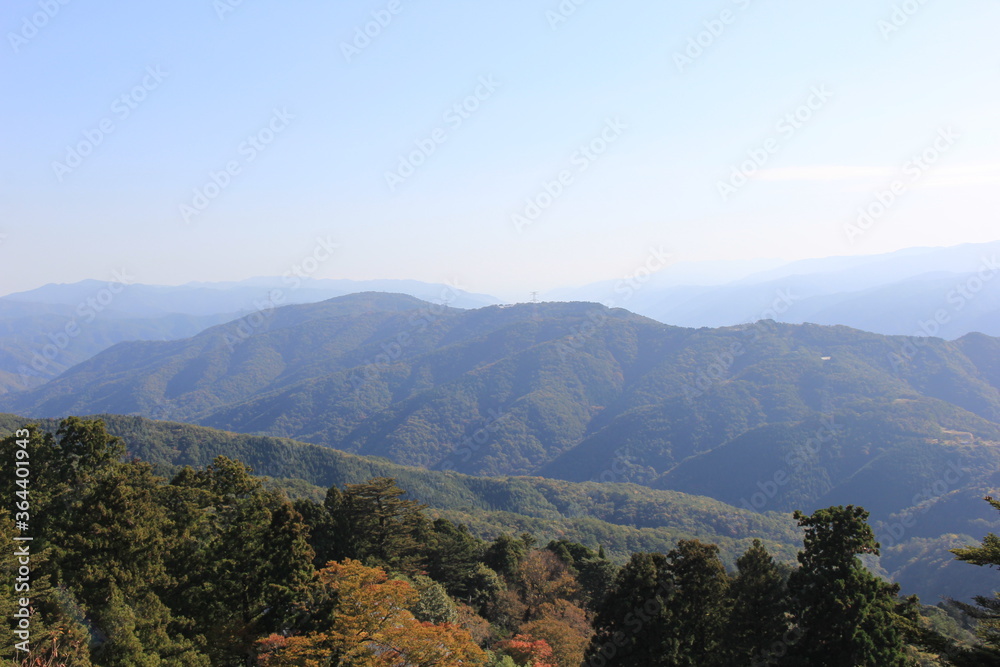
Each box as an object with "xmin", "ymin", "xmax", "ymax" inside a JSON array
[
  {"xmin": 0, "ymin": 413, "xmax": 799, "ymax": 567},
  {"xmin": 2, "ymin": 418, "xmax": 996, "ymax": 666}
]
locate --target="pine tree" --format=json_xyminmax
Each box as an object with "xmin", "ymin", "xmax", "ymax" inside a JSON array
[
  {"xmin": 948, "ymin": 496, "xmax": 1000, "ymax": 663},
  {"xmin": 337, "ymin": 477, "xmax": 429, "ymax": 572},
  {"xmin": 167, "ymin": 456, "xmax": 314, "ymax": 662},
  {"xmin": 661, "ymin": 539, "xmax": 731, "ymax": 666},
  {"xmin": 425, "ymin": 518, "xmax": 485, "ymax": 598},
  {"xmin": 785, "ymin": 505, "xmax": 910, "ymax": 667},
  {"xmin": 585, "ymin": 552, "xmax": 673, "ymax": 666},
  {"xmin": 723, "ymin": 539, "xmax": 791, "ymax": 665}
]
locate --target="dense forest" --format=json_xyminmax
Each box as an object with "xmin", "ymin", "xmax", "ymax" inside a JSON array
[
  {"xmin": 5, "ymin": 296, "xmax": 1000, "ymax": 608},
  {"xmin": 4, "ymin": 419, "xmax": 1000, "ymax": 665}
]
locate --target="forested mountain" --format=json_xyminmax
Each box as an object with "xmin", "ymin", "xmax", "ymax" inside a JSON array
[
  {"xmin": 2, "ymin": 418, "xmax": 998, "ymax": 666},
  {"xmin": 0, "ymin": 413, "xmax": 800, "ymax": 567},
  {"xmin": 0, "ymin": 278, "xmax": 497, "ymax": 395},
  {"xmin": 0, "ymin": 306, "xmax": 236, "ymax": 394},
  {"xmin": 1, "ymin": 413, "xmax": 995, "ymax": 606},
  {"xmin": 4, "ymin": 293, "xmax": 999, "ymax": 604}
]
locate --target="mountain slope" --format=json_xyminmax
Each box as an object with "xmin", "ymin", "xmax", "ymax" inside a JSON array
[
  {"xmin": 0, "ymin": 413, "xmax": 799, "ymax": 567},
  {"xmin": 5, "ymin": 293, "xmax": 1000, "ymax": 594},
  {"xmin": 5, "ymin": 296, "xmax": 999, "ymax": 486}
]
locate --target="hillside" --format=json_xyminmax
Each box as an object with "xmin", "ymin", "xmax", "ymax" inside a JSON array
[
  {"xmin": 2, "ymin": 411, "xmax": 997, "ymax": 603},
  {"xmin": 0, "ymin": 278, "xmax": 498, "ymax": 396},
  {"xmin": 5, "ymin": 295, "xmax": 999, "ymax": 480},
  {"xmin": 0, "ymin": 413, "xmax": 799, "ymax": 568},
  {"xmin": 5, "ymin": 294, "xmax": 1000, "ymax": 601}
]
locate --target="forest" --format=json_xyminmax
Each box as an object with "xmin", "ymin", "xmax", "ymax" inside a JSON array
[{"xmin": 3, "ymin": 418, "xmax": 1000, "ymax": 666}]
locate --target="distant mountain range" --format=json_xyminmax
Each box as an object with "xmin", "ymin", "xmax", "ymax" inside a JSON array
[
  {"xmin": 548, "ymin": 241, "xmax": 1000, "ymax": 339},
  {"xmin": 4, "ymin": 292, "xmax": 1000, "ymax": 602},
  {"xmin": 0, "ymin": 277, "xmax": 498, "ymax": 394},
  {"xmin": 1, "ymin": 242, "xmax": 997, "ymax": 397}
]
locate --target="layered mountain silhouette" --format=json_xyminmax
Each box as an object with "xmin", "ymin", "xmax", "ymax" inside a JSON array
[
  {"xmin": 0, "ymin": 277, "xmax": 498, "ymax": 394},
  {"xmin": 3, "ymin": 292, "xmax": 999, "ymax": 601}
]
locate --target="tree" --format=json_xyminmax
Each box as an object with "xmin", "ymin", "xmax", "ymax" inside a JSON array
[
  {"xmin": 546, "ymin": 540, "xmax": 618, "ymax": 611},
  {"xmin": 948, "ymin": 496, "xmax": 1000, "ymax": 663},
  {"xmin": 585, "ymin": 552, "xmax": 673, "ymax": 666},
  {"xmin": 167, "ymin": 456, "xmax": 314, "ymax": 662},
  {"xmin": 293, "ymin": 497, "xmax": 345, "ymax": 569},
  {"xmin": 425, "ymin": 518, "xmax": 484, "ymax": 598},
  {"xmin": 515, "ymin": 550, "xmax": 580, "ymax": 621},
  {"xmin": 520, "ymin": 603, "xmax": 592, "ymax": 667},
  {"xmin": 0, "ymin": 511, "xmax": 93, "ymax": 666},
  {"xmin": 484, "ymin": 533, "xmax": 532, "ymax": 581},
  {"xmin": 257, "ymin": 559, "xmax": 487, "ymax": 666},
  {"xmin": 494, "ymin": 634, "xmax": 557, "ymax": 667},
  {"xmin": 723, "ymin": 539, "xmax": 791, "ymax": 665},
  {"xmin": 786, "ymin": 505, "xmax": 910, "ymax": 666},
  {"xmin": 661, "ymin": 539, "xmax": 731, "ymax": 666},
  {"xmin": 396, "ymin": 573, "xmax": 459, "ymax": 624},
  {"xmin": 2, "ymin": 419, "xmax": 208, "ymax": 665},
  {"xmin": 336, "ymin": 477, "xmax": 429, "ymax": 572}
]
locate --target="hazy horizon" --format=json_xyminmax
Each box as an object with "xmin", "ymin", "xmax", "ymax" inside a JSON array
[
  {"xmin": 3, "ymin": 1, "xmax": 998, "ymax": 299},
  {"xmin": 1, "ymin": 239, "xmax": 995, "ymax": 304}
]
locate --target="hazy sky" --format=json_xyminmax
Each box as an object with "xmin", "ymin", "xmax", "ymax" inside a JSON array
[{"xmin": 2, "ymin": 0, "xmax": 998, "ymax": 300}]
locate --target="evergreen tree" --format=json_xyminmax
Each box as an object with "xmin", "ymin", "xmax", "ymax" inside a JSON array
[
  {"xmin": 484, "ymin": 533, "xmax": 531, "ymax": 581},
  {"xmin": 337, "ymin": 477, "xmax": 429, "ymax": 572},
  {"xmin": 786, "ymin": 505, "xmax": 910, "ymax": 667},
  {"xmin": 168, "ymin": 456, "xmax": 314, "ymax": 663},
  {"xmin": 425, "ymin": 518, "xmax": 485, "ymax": 598},
  {"xmin": 723, "ymin": 539, "xmax": 792, "ymax": 666},
  {"xmin": 292, "ymin": 497, "xmax": 343, "ymax": 568},
  {"xmin": 948, "ymin": 496, "xmax": 1000, "ymax": 664},
  {"xmin": 662, "ymin": 539, "xmax": 731, "ymax": 666},
  {"xmin": 585, "ymin": 552, "xmax": 673, "ymax": 666},
  {"xmin": 545, "ymin": 540, "xmax": 619, "ymax": 611}
]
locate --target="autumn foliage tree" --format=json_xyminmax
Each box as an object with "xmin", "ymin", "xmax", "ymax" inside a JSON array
[{"xmin": 257, "ymin": 559, "xmax": 486, "ymax": 667}]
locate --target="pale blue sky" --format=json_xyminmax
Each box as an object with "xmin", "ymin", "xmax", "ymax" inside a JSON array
[{"xmin": 2, "ymin": 0, "xmax": 998, "ymax": 300}]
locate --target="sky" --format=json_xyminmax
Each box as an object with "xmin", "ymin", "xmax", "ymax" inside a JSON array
[{"xmin": 2, "ymin": 0, "xmax": 999, "ymax": 301}]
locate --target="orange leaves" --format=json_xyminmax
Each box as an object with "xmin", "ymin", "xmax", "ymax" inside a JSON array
[
  {"xmin": 256, "ymin": 559, "xmax": 487, "ymax": 667},
  {"xmin": 495, "ymin": 635, "xmax": 557, "ymax": 667}
]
